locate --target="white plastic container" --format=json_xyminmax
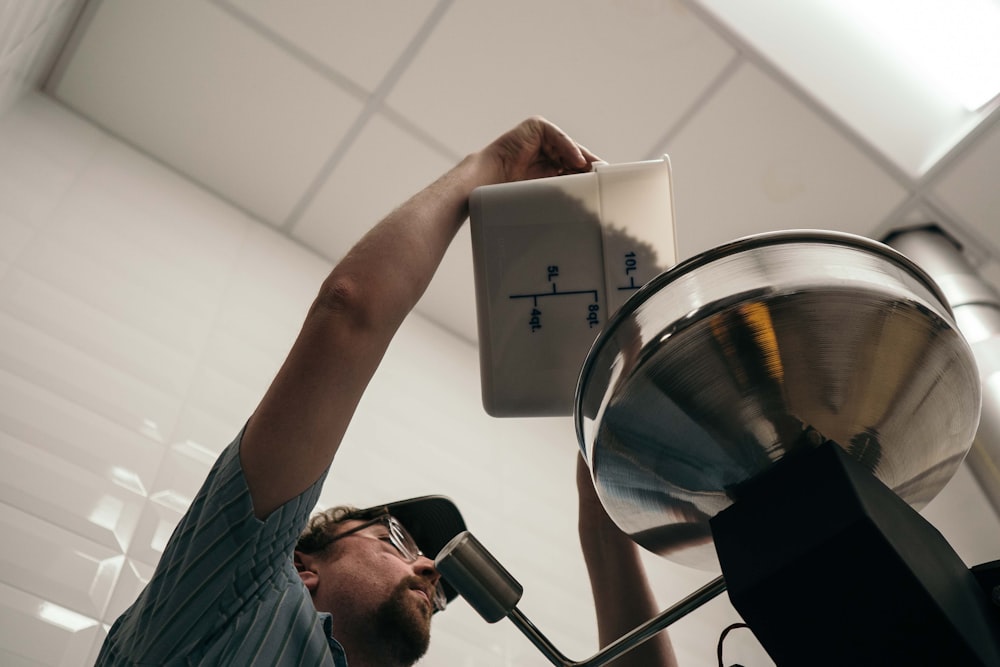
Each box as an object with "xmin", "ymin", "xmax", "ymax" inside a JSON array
[{"xmin": 469, "ymin": 156, "xmax": 678, "ymax": 417}]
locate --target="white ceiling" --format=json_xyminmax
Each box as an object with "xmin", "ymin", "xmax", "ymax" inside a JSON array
[{"xmin": 43, "ymin": 0, "xmax": 1000, "ymax": 345}]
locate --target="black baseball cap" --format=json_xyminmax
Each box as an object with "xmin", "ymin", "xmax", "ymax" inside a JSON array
[{"xmin": 360, "ymin": 495, "xmax": 467, "ymax": 603}]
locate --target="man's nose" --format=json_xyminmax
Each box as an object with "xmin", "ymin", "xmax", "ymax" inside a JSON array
[{"xmin": 413, "ymin": 554, "xmax": 440, "ymax": 583}]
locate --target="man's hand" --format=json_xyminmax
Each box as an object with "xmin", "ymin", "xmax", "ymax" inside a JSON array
[{"xmin": 482, "ymin": 116, "xmax": 600, "ymax": 183}]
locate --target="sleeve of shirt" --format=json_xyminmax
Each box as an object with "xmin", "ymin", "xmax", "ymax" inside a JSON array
[{"xmin": 97, "ymin": 427, "xmax": 329, "ymax": 665}]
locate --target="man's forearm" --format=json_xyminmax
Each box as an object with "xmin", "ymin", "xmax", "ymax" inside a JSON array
[{"xmin": 578, "ymin": 457, "xmax": 679, "ymax": 667}]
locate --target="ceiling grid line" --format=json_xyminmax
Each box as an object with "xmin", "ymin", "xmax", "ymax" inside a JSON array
[
  {"xmin": 678, "ymin": 0, "xmax": 920, "ymax": 197},
  {"xmin": 874, "ymin": 106, "xmax": 1000, "ymax": 257},
  {"xmin": 868, "ymin": 191, "xmax": 931, "ymax": 240},
  {"xmin": 34, "ymin": 0, "xmax": 89, "ymax": 91},
  {"xmin": 279, "ymin": 0, "xmax": 456, "ymax": 233},
  {"xmin": 911, "ymin": 101, "xmax": 1000, "ymax": 192},
  {"xmin": 377, "ymin": 103, "xmax": 463, "ymax": 164},
  {"xmin": 644, "ymin": 53, "xmax": 743, "ymax": 160},
  {"xmin": 208, "ymin": 0, "xmax": 370, "ymax": 103},
  {"xmin": 680, "ymin": 0, "xmax": 1000, "ymax": 268}
]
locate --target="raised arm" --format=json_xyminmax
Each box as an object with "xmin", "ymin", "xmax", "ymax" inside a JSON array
[
  {"xmin": 577, "ymin": 454, "xmax": 680, "ymax": 667},
  {"xmin": 241, "ymin": 117, "xmax": 598, "ymax": 519}
]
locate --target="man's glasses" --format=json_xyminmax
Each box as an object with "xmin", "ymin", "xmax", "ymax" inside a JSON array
[{"xmin": 328, "ymin": 513, "xmax": 447, "ymax": 612}]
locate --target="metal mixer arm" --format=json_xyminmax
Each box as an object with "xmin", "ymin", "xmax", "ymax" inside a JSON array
[
  {"xmin": 507, "ymin": 576, "xmax": 727, "ymax": 667},
  {"xmin": 435, "ymin": 530, "xmax": 727, "ymax": 667}
]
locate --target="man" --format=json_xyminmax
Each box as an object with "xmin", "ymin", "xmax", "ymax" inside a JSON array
[{"xmin": 96, "ymin": 117, "xmax": 677, "ymax": 666}]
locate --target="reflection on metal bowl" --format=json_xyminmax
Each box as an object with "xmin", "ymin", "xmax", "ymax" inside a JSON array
[{"xmin": 575, "ymin": 230, "xmax": 982, "ymax": 571}]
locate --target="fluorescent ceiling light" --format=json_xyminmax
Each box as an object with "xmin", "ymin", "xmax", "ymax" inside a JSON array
[
  {"xmin": 694, "ymin": 0, "xmax": 1000, "ymax": 175},
  {"xmin": 833, "ymin": 0, "xmax": 1000, "ymax": 110}
]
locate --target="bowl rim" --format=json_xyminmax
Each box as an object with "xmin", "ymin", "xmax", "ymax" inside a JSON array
[{"xmin": 574, "ymin": 229, "xmax": 954, "ymax": 448}]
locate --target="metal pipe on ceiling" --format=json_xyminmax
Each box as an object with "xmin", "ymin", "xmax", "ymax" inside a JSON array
[{"xmin": 884, "ymin": 226, "xmax": 1000, "ymax": 517}]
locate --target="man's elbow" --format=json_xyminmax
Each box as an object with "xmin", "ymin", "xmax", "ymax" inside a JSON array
[
  {"xmin": 314, "ymin": 271, "xmax": 418, "ymax": 334},
  {"xmin": 313, "ymin": 275, "xmax": 375, "ymax": 326}
]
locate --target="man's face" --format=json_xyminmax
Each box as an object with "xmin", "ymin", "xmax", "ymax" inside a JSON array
[{"xmin": 299, "ymin": 517, "xmax": 441, "ymax": 663}]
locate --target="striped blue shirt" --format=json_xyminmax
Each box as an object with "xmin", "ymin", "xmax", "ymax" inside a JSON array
[{"xmin": 96, "ymin": 431, "xmax": 347, "ymax": 666}]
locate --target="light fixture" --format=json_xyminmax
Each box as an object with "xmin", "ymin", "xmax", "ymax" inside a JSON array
[
  {"xmin": 833, "ymin": 0, "xmax": 1000, "ymax": 111},
  {"xmin": 694, "ymin": 0, "xmax": 1000, "ymax": 174}
]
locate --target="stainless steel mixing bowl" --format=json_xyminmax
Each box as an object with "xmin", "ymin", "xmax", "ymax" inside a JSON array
[{"xmin": 575, "ymin": 230, "xmax": 982, "ymax": 571}]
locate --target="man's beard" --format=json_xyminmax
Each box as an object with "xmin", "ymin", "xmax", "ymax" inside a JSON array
[{"xmin": 373, "ymin": 576, "xmax": 434, "ymax": 665}]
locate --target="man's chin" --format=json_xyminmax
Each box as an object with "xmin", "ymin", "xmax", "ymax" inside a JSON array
[{"xmin": 374, "ymin": 580, "xmax": 433, "ymax": 664}]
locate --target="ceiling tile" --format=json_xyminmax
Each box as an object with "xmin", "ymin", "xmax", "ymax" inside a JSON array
[
  {"xmin": 222, "ymin": 0, "xmax": 440, "ymax": 91},
  {"xmin": 47, "ymin": 0, "xmax": 363, "ymax": 225},
  {"xmin": 292, "ymin": 112, "xmax": 454, "ymax": 258},
  {"xmin": 290, "ymin": 112, "xmax": 476, "ymax": 338},
  {"xmin": 665, "ymin": 62, "xmax": 908, "ymax": 259},
  {"xmin": 386, "ymin": 0, "xmax": 736, "ymax": 163},
  {"xmin": 930, "ymin": 117, "xmax": 1000, "ymax": 256}
]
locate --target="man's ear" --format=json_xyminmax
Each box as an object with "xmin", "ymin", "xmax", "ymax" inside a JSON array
[{"xmin": 294, "ymin": 551, "xmax": 320, "ymax": 593}]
